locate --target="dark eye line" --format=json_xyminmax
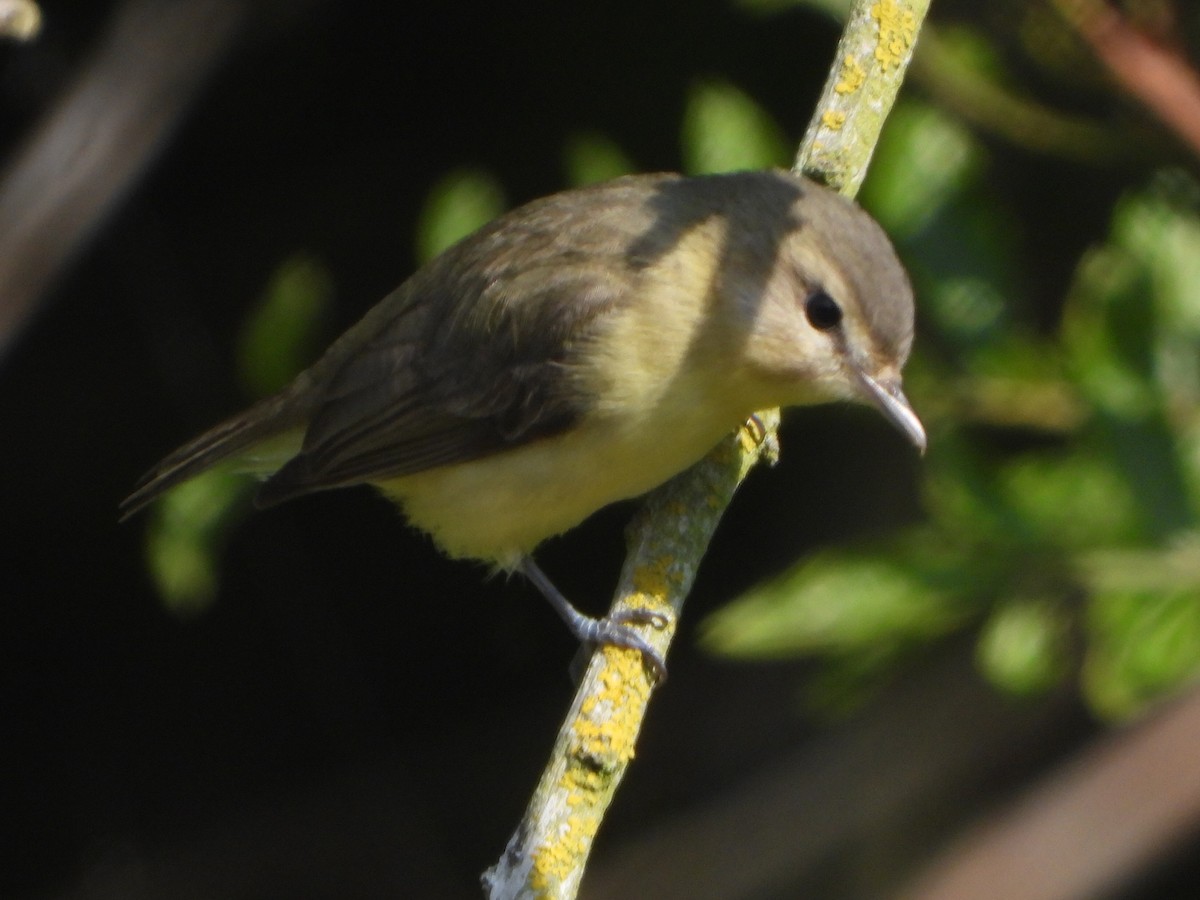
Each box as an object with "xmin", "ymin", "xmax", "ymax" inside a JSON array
[{"xmin": 804, "ymin": 288, "xmax": 843, "ymax": 331}]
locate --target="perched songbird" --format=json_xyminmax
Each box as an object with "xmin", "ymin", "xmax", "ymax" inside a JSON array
[{"xmin": 122, "ymin": 170, "xmax": 925, "ymax": 676}]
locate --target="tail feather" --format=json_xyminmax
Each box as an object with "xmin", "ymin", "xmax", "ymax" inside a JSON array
[
  {"xmin": 122, "ymin": 283, "xmax": 420, "ymax": 521},
  {"xmin": 119, "ymin": 393, "xmax": 307, "ymax": 520}
]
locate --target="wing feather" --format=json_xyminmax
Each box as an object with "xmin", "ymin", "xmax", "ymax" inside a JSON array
[{"xmin": 255, "ymin": 179, "xmax": 672, "ymax": 506}]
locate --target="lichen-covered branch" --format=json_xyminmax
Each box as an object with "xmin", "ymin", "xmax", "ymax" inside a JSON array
[
  {"xmin": 797, "ymin": 0, "xmax": 929, "ymax": 196},
  {"xmin": 483, "ymin": 3, "xmax": 930, "ymax": 897}
]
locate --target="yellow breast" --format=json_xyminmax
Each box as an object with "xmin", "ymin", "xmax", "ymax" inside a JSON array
[
  {"xmin": 377, "ymin": 220, "xmax": 756, "ymax": 567},
  {"xmin": 377, "ymin": 403, "xmax": 741, "ymax": 568}
]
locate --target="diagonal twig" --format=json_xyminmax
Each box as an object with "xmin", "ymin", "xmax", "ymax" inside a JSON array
[{"xmin": 1053, "ymin": 0, "xmax": 1200, "ymax": 159}]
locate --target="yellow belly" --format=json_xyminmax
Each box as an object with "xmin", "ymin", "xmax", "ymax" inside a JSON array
[{"xmin": 376, "ymin": 408, "xmax": 740, "ymax": 569}]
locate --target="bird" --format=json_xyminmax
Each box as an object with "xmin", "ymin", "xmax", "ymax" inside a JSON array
[{"xmin": 122, "ymin": 169, "xmax": 925, "ymax": 679}]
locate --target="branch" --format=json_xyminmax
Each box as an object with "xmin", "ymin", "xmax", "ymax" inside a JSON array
[
  {"xmin": 0, "ymin": 0, "xmax": 40, "ymax": 40},
  {"xmin": 795, "ymin": 0, "xmax": 929, "ymax": 195},
  {"xmin": 0, "ymin": 0, "xmax": 244, "ymax": 360},
  {"xmin": 1052, "ymin": 0, "xmax": 1200, "ymax": 160},
  {"xmin": 897, "ymin": 683, "xmax": 1200, "ymax": 900},
  {"xmin": 910, "ymin": 24, "xmax": 1128, "ymax": 165},
  {"xmin": 483, "ymin": 2, "xmax": 931, "ymax": 896}
]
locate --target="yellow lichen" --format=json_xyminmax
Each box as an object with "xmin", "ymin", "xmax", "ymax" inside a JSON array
[
  {"xmin": 535, "ymin": 761, "xmax": 607, "ymax": 888},
  {"xmin": 531, "ymin": 828, "xmax": 573, "ymax": 890},
  {"xmin": 570, "ymin": 648, "xmax": 648, "ymax": 763},
  {"xmin": 530, "ymin": 802, "xmax": 599, "ymax": 893},
  {"xmin": 631, "ymin": 555, "xmax": 683, "ymax": 597},
  {"xmin": 835, "ymin": 54, "xmax": 866, "ymax": 94},
  {"xmin": 822, "ymin": 110, "xmax": 847, "ymax": 130},
  {"xmin": 530, "ymin": 654, "xmax": 657, "ymax": 889},
  {"xmin": 871, "ymin": 0, "xmax": 916, "ymax": 71}
]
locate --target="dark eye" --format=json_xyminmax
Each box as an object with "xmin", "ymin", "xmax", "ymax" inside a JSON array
[{"xmin": 805, "ymin": 290, "xmax": 843, "ymax": 331}]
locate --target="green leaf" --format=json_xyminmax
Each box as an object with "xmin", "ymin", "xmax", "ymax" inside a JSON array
[
  {"xmin": 681, "ymin": 80, "xmax": 789, "ymax": 175},
  {"xmin": 1079, "ymin": 533, "xmax": 1200, "ymax": 595},
  {"xmin": 997, "ymin": 451, "xmax": 1142, "ymax": 550},
  {"xmin": 953, "ymin": 335, "xmax": 1083, "ymax": 432},
  {"xmin": 145, "ymin": 466, "xmax": 251, "ymax": 617},
  {"xmin": 1084, "ymin": 588, "xmax": 1200, "ymax": 719},
  {"xmin": 977, "ymin": 598, "xmax": 1070, "ymax": 696},
  {"xmin": 1114, "ymin": 172, "xmax": 1200, "ymax": 344},
  {"xmin": 862, "ymin": 100, "xmax": 982, "ymax": 237},
  {"xmin": 1064, "ymin": 246, "xmax": 1155, "ymax": 417},
  {"xmin": 1063, "ymin": 184, "xmax": 1200, "ymax": 536},
  {"xmin": 700, "ymin": 550, "xmax": 963, "ymax": 659},
  {"xmin": 920, "ymin": 437, "xmax": 1026, "ymax": 545},
  {"xmin": 863, "ymin": 98, "xmax": 1023, "ymax": 354},
  {"xmin": 416, "ymin": 168, "xmax": 507, "ymax": 263},
  {"xmin": 563, "ymin": 133, "xmax": 635, "ymax": 186},
  {"xmin": 236, "ymin": 255, "xmax": 334, "ymax": 398}
]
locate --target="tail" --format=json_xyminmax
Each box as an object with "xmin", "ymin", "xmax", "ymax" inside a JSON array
[
  {"xmin": 121, "ymin": 281, "xmax": 425, "ymax": 520},
  {"xmin": 119, "ymin": 391, "xmax": 310, "ymax": 521}
]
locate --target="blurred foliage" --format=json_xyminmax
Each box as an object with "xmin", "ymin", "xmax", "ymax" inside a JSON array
[
  {"xmin": 146, "ymin": 465, "xmax": 250, "ymax": 617},
  {"xmin": 1084, "ymin": 572, "xmax": 1200, "ymax": 718},
  {"xmin": 682, "ymin": 79, "xmax": 790, "ymax": 174},
  {"xmin": 563, "ymin": 132, "xmax": 636, "ymax": 186},
  {"xmin": 415, "ymin": 168, "xmax": 507, "ymax": 263},
  {"xmin": 912, "ymin": 24, "xmax": 1127, "ymax": 165},
  {"xmin": 977, "ymin": 597, "xmax": 1071, "ymax": 697},
  {"xmin": 236, "ymin": 254, "xmax": 334, "ymax": 398},
  {"xmin": 702, "ymin": 76, "xmax": 1200, "ymax": 718}
]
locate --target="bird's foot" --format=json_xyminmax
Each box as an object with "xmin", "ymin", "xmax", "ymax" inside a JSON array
[{"xmin": 519, "ymin": 558, "xmax": 670, "ymax": 684}]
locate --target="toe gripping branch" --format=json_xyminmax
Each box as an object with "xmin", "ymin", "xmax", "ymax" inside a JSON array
[{"xmin": 519, "ymin": 558, "xmax": 670, "ymax": 683}]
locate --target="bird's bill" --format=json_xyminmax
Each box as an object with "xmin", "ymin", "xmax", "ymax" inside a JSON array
[{"xmin": 856, "ymin": 371, "xmax": 927, "ymax": 453}]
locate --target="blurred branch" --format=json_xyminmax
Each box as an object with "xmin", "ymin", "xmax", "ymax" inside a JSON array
[
  {"xmin": 911, "ymin": 25, "xmax": 1128, "ymax": 164},
  {"xmin": 0, "ymin": 0, "xmax": 244, "ymax": 361},
  {"xmin": 1053, "ymin": 0, "xmax": 1200, "ymax": 159},
  {"xmin": 0, "ymin": 0, "xmax": 40, "ymax": 40},
  {"xmin": 898, "ymin": 683, "xmax": 1200, "ymax": 900},
  {"xmin": 482, "ymin": 2, "xmax": 930, "ymax": 897}
]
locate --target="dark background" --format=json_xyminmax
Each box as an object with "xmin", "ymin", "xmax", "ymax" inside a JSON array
[{"xmin": 2, "ymin": 2, "xmax": 1198, "ymax": 898}]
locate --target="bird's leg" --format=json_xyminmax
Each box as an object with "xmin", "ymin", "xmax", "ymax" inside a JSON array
[{"xmin": 518, "ymin": 557, "xmax": 669, "ymax": 683}]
